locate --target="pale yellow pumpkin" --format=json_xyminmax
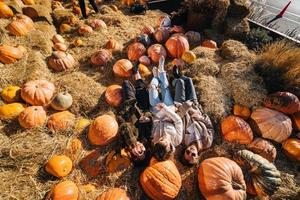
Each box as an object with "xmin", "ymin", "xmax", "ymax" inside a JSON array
[
  {"xmin": 74, "ymin": 118, "xmax": 90, "ymax": 133},
  {"xmin": 181, "ymin": 51, "xmax": 196, "ymax": 64},
  {"xmin": 1, "ymin": 86, "xmax": 21, "ymax": 103},
  {"xmin": 0, "ymin": 103, "xmax": 25, "ymax": 120}
]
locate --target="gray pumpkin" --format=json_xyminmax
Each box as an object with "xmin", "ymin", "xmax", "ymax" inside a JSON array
[{"xmin": 51, "ymin": 92, "xmax": 73, "ymax": 111}]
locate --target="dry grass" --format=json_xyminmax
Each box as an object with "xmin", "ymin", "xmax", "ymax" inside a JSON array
[
  {"xmin": 186, "ymin": 58, "xmax": 220, "ymax": 77},
  {"xmin": 220, "ymin": 39, "xmax": 254, "ymax": 61}
]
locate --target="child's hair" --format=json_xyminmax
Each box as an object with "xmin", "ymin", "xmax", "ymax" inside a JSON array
[
  {"xmin": 180, "ymin": 148, "xmax": 196, "ymax": 167},
  {"xmin": 153, "ymin": 142, "xmax": 172, "ymax": 161}
]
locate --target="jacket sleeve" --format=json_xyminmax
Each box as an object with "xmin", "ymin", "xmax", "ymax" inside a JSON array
[
  {"xmin": 162, "ymin": 106, "xmax": 183, "ymax": 135},
  {"xmin": 119, "ymin": 122, "xmax": 138, "ymax": 147}
]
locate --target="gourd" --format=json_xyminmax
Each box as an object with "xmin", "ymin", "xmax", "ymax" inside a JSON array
[
  {"xmin": 154, "ymin": 28, "xmax": 170, "ymax": 43},
  {"xmin": 157, "ymin": 15, "xmax": 171, "ymax": 27},
  {"xmin": 47, "ymin": 111, "xmax": 75, "ymax": 132},
  {"xmin": 165, "ymin": 35, "xmax": 189, "ymax": 58},
  {"xmin": 264, "ymin": 92, "xmax": 300, "ymax": 114},
  {"xmin": 282, "ymin": 138, "xmax": 300, "ymax": 161},
  {"xmin": 233, "ymin": 104, "xmax": 251, "ymax": 120},
  {"xmin": 52, "ymin": 34, "xmax": 65, "ymax": 44},
  {"xmin": 0, "ymin": 45, "xmax": 24, "ymax": 64},
  {"xmin": 202, "ymin": 40, "xmax": 217, "ymax": 49},
  {"xmin": 171, "ymin": 25, "xmax": 184, "ymax": 34},
  {"xmin": 1, "ymin": 86, "xmax": 21, "ymax": 103},
  {"xmin": 80, "ymin": 151, "xmax": 102, "ymax": 177},
  {"xmin": 181, "ymin": 51, "xmax": 196, "ymax": 64},
  {"xmin": 147, "ymin": 44, "xmax": 167, "ymax": 63},
  {"xmin": 104, "ymin": 85, "xmax": 123, "ymax": 107},
  {"xmin": 51, "ymin": 181, "xmax": 78, "ymax": 200},
  {"xmin": 60, "ymin": 23, "xmax": 72, "ymax": 34},
  {"xmin": 18, "ymin": 106, "xmax": 47, "ymax": 129},
  {"xmin": 138, "ymin": 64, "xmax": 151, "ymax": 77},
  {"xmin": 51, "ymin": 92, "xmax": 73, "ymax": 111},
  {"xmin": 96, "ymin": 188, "xmax": 130, "ymax": 200},
  {"xmin": 0, "ymin": 103, "xmax": 25, "ymax": 120},
  {"xmin": 90, "ymin": 49, "xmax": 112, "ymax": 67},
  {"xmin": 45, "ymin": 155, "xmax": 73, "ymax": 178},
  {"xmin": 0, "ymin": 2, "xmax": 14, "ymax": 18},
  {"xmin": 113, "ymin": 59, "xmax": 133, "ymax": 78},
  {"xmin": 22, "ymin": 0, "xmax": 35, "ymax": 5},
  {"xmin": 48, "ymin": 51, "xmax": 76, "ymax": 72},
  {"xmin": 78, "ymin": 25, "xmax": 93, "ymax": 35},
  {"xmin": 135, "ymin": 34, "xmax": 152, "ymax": 47},
  {"xmin": 139, "ymin": 55, "xmax": 151, "ymax": 66},
  {"xmin": 74, "ymin": 117, "xmax": 90, "ymax": 134},
  {"xmin": 127, "ymin": 42, "xmax": 146, "ymax": 62},
  {"xmin": 247, "ymin": 138, "xmax": 277, "ymax": 162},
  {"xmin": 54, "ymin": 43, "xmax": 68, "ymax": 52}
]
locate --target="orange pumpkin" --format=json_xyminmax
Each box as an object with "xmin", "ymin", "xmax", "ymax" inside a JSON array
[
  {"xmin": 105, "ymin": 39, "xmax": 122, "ymax": 51},
  {"xmin": 80, "ymin": 151, "xmax": 102, "ymax": 177},
  {"xmin": 233, "ymin": 104, "xmax": 251, "ymax": 120},
  {"xmin": 264, "ymin": 92, "xmax": 300, "ymax": 115},
  {"xmin": 105, "ymin": 85, "xmax": 123, "ymax": 107},
  {"xmin": 52, "ymin": 34, "xmax": 65, "ymax": 44},
  {"xmin": 45, "ymin": 155, "xmax": 73, "ymax": 178},
  {"xmin": 54, "ymin": 43, "xmax": 68, "ymax": 51},
  {"xmin": 22, "ymin": 0, "xmax": 35, "ymax": 5},
  {"xmin": 97, "ymin": 188, "xmax": 130, "ymax": 200},
  {"xmin": 48, "ymin": 51, "xmax": 76, "ymax": 72},
  {"xmin": 202, "ymin": 40, "xmax": 217, "ymax": 49},
  {"xmin": 221, "ymin": 115, "xmax": 253, "ymax": 144},
  {"xmin": 1, "ymin": 85, "xmax": 21, "ymax": 103},
  {"xmin": 60, "ymin": 23, "xmax": 72, "ymax": 34},
  {"xmin": 89, "ymin": 19, "xmax": 107, "ymax": 30},
  {"xmin": 165, "ymin": 35, "xmax": 189, "ymax": 58},
  {"xmin": 250, "ymin": 108, "xmax": 292, "ymax": 143},
  {"xmin": 88, "ymin": 114, "xmax": 119, "ymax": 146},
  {"xmin": 282, "ymin": 138, "xmax": 300, "ymax": 161},
  {"xmin": 6, "ymin": 14, "xmax": 34, "ymax": 36},
  {"xmin": 154, "ymin": 27, "xmax": 170, "ymax": 43},
  {"xmin": 78, "ymin": 25, "xmax": 93, "ymax": 35},
  {"xmin": 90, "ymin": 49, "xmax": 112, "ymax": 67},
  {"xmin": 21, "ymin": 80, "xmax": 55, "ymax": 106},
  {"xmin": 113, "ymin": 59, "xmax": 133, "ymax": 78},
  {"xmin": 47, "ymin": 111, "xmax": 75, "ymax": 132},
  {"xmin": 141, "ymin": 25, "xmax": 155, "ymax": 35},
  {"xmin": 291, "ymin": 112, "xmax": 300, "ymax": 131},
  {"xmin": 247, "ymin": 138, "xmax": 277, "ymax": 162},
  {"xmin": 140, "ymin": 159, "xmax": 181, "ymax": 200},
  {"xmin": 0, "ymin": 103, "xmax": 25, "ymax": 120},
  {"xmin": 185, "ymin": 31, "xmax": 201, "ymax": 45},
  {"xmin": 0, "ymin": 45, "xmax": 24, "ymax": 64},
  {"xmin": 147, "ymin": 44, "xmax": 167, "ymax": 63},
  {"xmin": 127, "ymin": 42, "xmax": 146, "ymax": 62},
  {"xmin": 0, "ymin": 2, "xmax": 14, "ymax": 18},
  {"xmin": 198, "ymin": 157, "xmax": 246, "ymax": 200},
  {"xmin": 18, "ymin": 106, "xmax": 46, "ymax": 129},
  {"xmin": 139, "ymin": 55, "xmax": 151, "ymax": 66},
  {"xmin": 51, "ymin": 180, "xmax": 79, "ymax": 200}
]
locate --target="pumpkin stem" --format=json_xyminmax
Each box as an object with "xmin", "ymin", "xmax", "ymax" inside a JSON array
[{"xmin": 232, "ymin": 180, "xmax": 245, "ymax": 191}]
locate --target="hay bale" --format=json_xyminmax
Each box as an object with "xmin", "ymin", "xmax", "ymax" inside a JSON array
[
  {"xmin": 187, "ymin": 58, "xmax": 220, "ymax": 77},
  {"xmin": 211, "ymin": 0, "xmax": 231, "ymax": 30},
  {"xmin": 220, "ymin": 39, "xmax": 253, "ymax": 60},
  {"xmin": 224, "ymin": 18, "xmax": 250, "ymax": 38},
  {"xmin": 227, "ymin": 0, "xmax": 250, "ymax": 18},
  {"xmin": 192, "ymin": 46, "xmax": 222, "ymax": 63}
]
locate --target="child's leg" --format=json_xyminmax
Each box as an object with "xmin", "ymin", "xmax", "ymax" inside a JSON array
[
  {"xmin": 135, "ymin": 79, "xmax": 150, "ymax": 111},
  {"xmin": 158, "ymin": 71, "xmax": 173, "ymax": 106},
  {"xmin": 122, "ymin": 80, "xmax": 136, "ymax": 102},
  {"xmin": 149, "ymin": 77, "xmax": 161, "ymax": 109},
  {"xmin": 78, "ymin": 0, "xmax": 87, "ymax": 19},
  {"xmin": 88, "ymin": 0, "xmax": 99, "ymax": 12},
  {"xmin": 182, "ymin": 76, "xmax": 197, "ymax": 102},
  {"xmin": 172, "ymin": 78, "xmax": 186, "ymax": 103}
]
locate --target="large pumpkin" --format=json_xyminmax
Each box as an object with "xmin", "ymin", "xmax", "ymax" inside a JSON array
[
  {"xmin": 165, "ymin": 35, "xmax": 189, "ymax": 58},
  {"xmin": 18, "ymin": 106, "xmax": 46, "ymax": 129},
  {"xmin": 198, "ymin": 157, "xmax": 246, "ymax": 200},
  {"xmin": 0, "ymin": 103, "xmax": 25, "ymax": 120},
  {"xmin": 250, "ymin": 108, "xmax": 292, "ymax": 143},
  {"xmin": 1, "ymin": 85, "xmax": 21, "ymax": 103},
  {"xmin": 113, "ymin": 59, "xmax": 133, "ymax": 78},
  {"xmin": 6, "ymin": 14, "xmax": 34, "ymax": 36},
  {"xmin": 88, "ymin": 114, "xmax": 119, "ymax": 146},
  {"xmin": 90, "ymin": 49, "xmax": 112, "ymax": 67},
  {"xmin": 21, "ymin": 80, "xmax": 55, "ymax": 106},
  {"xmin": 147, "ymin": 44, "xmax": 167, "ymax": 63},
  {"xmin": 45, "ymin": 155, "xmax": 73, "ymax": 178},
  {"xmin": 234, "ymin": 150, "xmax": 281, "ymax": 197},
  {"xmin": 0, "ymin": 45, "xmax": 24, "ymax": 64},
  {"xmin": 51, "ymin": 180, "xmax": 78, "ymax": 200},
  {"xmin": 80, "ymin": 150, "xmax": 102, "ymax": 177},
  {"xmin": 140, "ymin": 159, "xmax": 181, "ymax": 200},
  {"xmin": 48, "ymin": 51, "xmax": 76, "ymax": 72},
  {"xmin": 282, "ymin": 138, "xmax": 300, "ymax": 161},
  {"xmin": 291, "ymin": 111, "xmax": 300, "ymax": 131},
  {"xmin": 127, "ymin": 42, "xmax": 146, "ymax": 62},
  {"xmin": 264, "ymin": 92, "xmax": 300, "ymax": 114},
  {"xmin": 97, "ymin": 188, "xmax": 130, "ymax": 200},
  {"xmin": 47, "ymin": 111, "xmax": 75, "ymax": 132},
  {"xmin": 154, "ymin": 28, "xmax": 170, "ymax": 43},
  {"xmin": 105, "ymin": 85, "xmax": 123, "ymax": 107},
  {"xmin": 247, "ymin": 138, "xmax": 277, "ymax": 162},
  {"xmin": 221, "ymin": 115, "xmax": 253, "ymax": 144},
  {"xmin": 0, "ymin": 2, "xmax": 14, "ymax": 18},
  {"xmin": 50, "ymin": 92, "xmax": 73, "ymax": 111}
]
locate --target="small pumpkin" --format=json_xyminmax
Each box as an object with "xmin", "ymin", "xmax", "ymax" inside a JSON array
[
  {"xmin": 74, "ymin": 117, "xmax": 90, "ymax": 134},
  {"xmin": 105, "ymin": 39, "xmax": 122, "ymax": 51},
  {"xmin": 89, "ymin": 19, "xmax": 107, "ymax": 30},
  {"xmin": 233, "ymin": 104, "xmax": 251, "ymax": 120},
  {"xmin": 0, "ymin": 103, "xmax": 25, "ymax": 120},
  {"xmin": 139, "ymin": 64, "xmax": 151, "ymax": 77},
  {"xmin": 60, "ymin": 23, "xmax": 72, "ymax": 34},
  {"xmin": 21, "ymin": 80, "xmax": 55, "ymax": 106},
  {"xmin": 88, "ymin": 114, "xmax": 119, "ymax": 146},
  {"xmin": 52, "ymin": 34, "xmax": 65, "ymax": 44},
  {"xmin": 6, "ymin": 15, "xmax": 34, "ymax": 36},
  {"xmin": 113, "ymin": 59, "xmax": 133, "ymax": 78},
  {"xmin": 198, "ymin": 157, "xmax": 247, "ymax": 200},
  {"xmin": 90, "ymin": 49, "xmax": 112, "ymax": 67},
  {"xmin": 105, "ymin": 149, "xmax": 131, "ymax": 173},
  {"xmin": 165, "ymin": 35, "xmax": 189, "ymax": 58},
  {"xmin": 22, "ymin": 0, "xmax": 35, "ymax": 5},
  {"xmin": 0, "ymin": 2, "xmax": 14, "ymax": 18},
  {"xmin": 139, "ymin": 55, "xmax": 151, "ymax": 66},
  {"xmin": 45, "ymin": 155, "xmax": 73, "ymax": 178},
  {"xmin": 147, "ymin": 44, "xmax": 167, "ymax": 63},
  {"xmin": 247, "ymin": 138, "xmax": 277, "ymax": 162},
  {"xmin": 105, "ymin": 85, "xmax": 123, "ymax": 107},
  {"xmin": 18, "ymin": 106, "xmax": 46, "ymax": 129},
  {"xmin": 185, "ymin": 31, "xmax": 201, "ymax": 45},
  {"xmin": 0, "ymin": 45, "xmax": 24, "ymax": 64},
  {"xmin": 141, "ymin": 25, "xmax": 155, "ymax": 35},
  {"xmin": 96, "ymin": 188, "xmax": 130, "ymax": 200},
  {"xmin": 54, "ymin": 43, "xmax": 68, "ymax": 51},
  {"xmin": 250, "ymin": 108, "xmax": 292, "ymax": 143},
  {"xmin": 51, "ymin": 92, "xmax": 73, "ymax": 111},
  {"xmin": 181, "ymin": 50, "xmax": 196, "ymax": 64},
  {"xmin": 51, "ymin": 180, "xmax": 79, "ymax": 200},
  {"xmin": 80, "ymin": 151, "xmax": 103, "ymax": 177},
  {"xmin": 72, "ymin": 38, "xmax": 83, "ymax": 47},
  {"xmin": 48, "ymin": 51, "xmax": 76, "ymax": 72},
  {"xmin": 127, "ymin": 42, "xmax": 146, "ymax": 62},
  {"xmin": 80, "ymin": 184, "xmax": 96, "ymax": 193},
  {"xmin": 221, "ymin": 115, "xmax": 253, "ymax": 144},
  {"xmin": 140, "ymin": 159, "xmax": 181, "ymax": 200},
  {"xmin": 282, "ymin": 138, "xmax": 300, "ymax": 161},
  {"xmin": 135, "ymin": 34, "xmax": 152, "ymax": 47},
  {"xmin": 47, "ymin": 111, "xmax": 75, "ymax": 132},
  {"xmin": 264, "ymin": 92, "xmax": 300, "ymax": 115},
  {"xmin": 78, "ymin": 25, "xmax": 93, "ymax": 35},
  {"xmin": 291, "ymin": 112, "xmax": 300, "ymax": 131},
  {"xmin": 1, "ymin": 85, "xmax": 21, "ymax": 103},
  {"xmin": 154, "ymin": 28, "xmax": 170, "ymax": 43},
  {"xmin": 202, "ymin": 40, "xmax": 217, "ymax": 49}
]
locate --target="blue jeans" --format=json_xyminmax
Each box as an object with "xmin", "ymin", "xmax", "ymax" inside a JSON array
[{"xmin": 172, "ymin": 76, "xmax": 197, "ymax": 103}]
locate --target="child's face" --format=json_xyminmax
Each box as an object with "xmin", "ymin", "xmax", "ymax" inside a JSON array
[
  {"xmin": 131, "ymin": 142, "xmax": 146, "ymax": 161},
  {"xmin": 184, "ymin": 144, "xmax": 199, "ymax": 165}
]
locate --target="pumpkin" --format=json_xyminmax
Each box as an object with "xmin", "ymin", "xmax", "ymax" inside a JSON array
[
  {"xmin": 0, "ymin": 45, "xmax": 24, "ymax": 64},
  {"xmin": 140, "ymin": 159, "xmax": 181, "ymax": 200},
  {"xmin": 18, "ymin": 106, "xmax": 46, "ymax": 128},
  {"xmin": 139, "ymin": 55, "xmax": 151, "ymax": 66},
  {"xmin": 113, "ymin": 59, "xmax": 133, "ymax": 78},
  {"xmin": 250, "ymin": 108, "xmax": 292, "ymax": 143},
  {"xmin": 157, "ymin": 15, "xmax": 171, "ymax": 27},
  {"xmin": 105, "ymin": 149, "xmax": 131, "ymax": 173},
  {"xmin": 135, "ymin": 34, "xmax": 152, "ymax": 47},
  {"xmin": 18, "ymin": 14, "xmax": 34, "ymax": 29},
  {"xmin": 139, "ymin": 64, "xmax": 151, "ymax": 77},
  {"xmin": 171, "ymin": 25, "xmax": 184, "ymax": 34},
  {"xmin": 88, "ymin": 114, "xmax": 118, "ymax": 146},
  {"xmin": 90, "ymin": 49, "xmax": 112, "ymax": 67},
  {"xmin": 51, "ymin": 180, "xmax": 79, "ymax": 200},
  {"xmin": 121, "ymin": 0, "xmax": 134, "ymax": 6},
  {"xmin": 22, "ymin": 0, "xmax": 35, "ymax": 5},
  {"xmin": 89, "ymin": 19, "xmax": 107, "ymax": 30},
  {"xmin": 185, "ymin": 31, "xmax": 201, "ymax": 45},
  {"xmin": 47, "ymin": 111, "xmax": 75, "ymax": 132},
  {"xmin": 147, "ymin": 44, "xmax": 167, "ymax": 63},
  {"xmin": 291, "ymin": 112, "xmax": 300, "ymax": 131},
  {"xmin": 221, "ymin": 115, "xmax": 253, "ymax": 144},
  {"xmin": 51, "ymin": 92, "xmax": 73, "ymax": 111},
  {"xmin": 181, "ymin": 51, "xmax": 196, "ymax": 64},
  {"xmin": 60, "ymin": 23, "xmax": 72, "ymax": 34},
  {"xmin": 78, "ymin": 25, "xmax": 93, "ymax": 35},
  {"xmin": 21, "ymin": 80, "xmax": 55, "ymax": 106},
  {"xmin": 282, "ymin": 138, "xmax": 300, "ymax": 161},
  {"xmin": 52, "ymin": 34, "xmax": 65, "ymax": 44},
  {"xmin": 0, "ymin": 103, "xmax": 25, "ymax": 120},
  {"xmin": 54, "ymin": 43, "xmax": 68, "ymax": 51},
  {"xmin": 202, "ymin": 40, "xmax": 217, "ymax": 49},
  {"xmin": 45, "ymin": 155, "xmax": 73, "ymax": 178},
  {"xmin": 234, "ymin": 150, "xmax": 281, "ymax": 196},
  {"xmin": 22, "ymin": 7, "xmax": 39, "ymax": 19},
  {"xmin": 105, "ymin": 39, "xmax": 122, "ymax": 51},
  {"xmin": 80, "ymin": 151, "xmax": 102, "ymax": 177},
  {"xmin": 72, "ymin": 39, "xmax": 83, "ymax": 47},
  {"xmin": 1, "ymin": 86, "xmax": 21, "ymax": 103},
  {"xmin": 105, "ymin": 85, "xmax": 123, "ymax": 107},
  {"xmin": 0, "ymin": 2, "xmax": 14, "ymax": 18},
  {"xmin": 6, "ymin": 15, "xmax": 34, "ymax": 36},
  {"xmin": 165, "ymin": 35, "xmax": 189, "ymax": 58},
  {"xmin": 154, "ymin": 28, "xmax": 170, "ymax": 43},
  {"xmin": 247, "ymin": 138, "xmax": 277, "ymax": 162},
  {"xmin": 233, "ymin": 104, "xmax": 251, "ymax": 120},
  {"xmin": 198, "ymin": 157, "xmax": 246, "ymax": 200},
  {"xmin": 141, "ymin": 25, "xmax": 155, "ymax": 35},
  {"xmin": 72, "ymin": 6, "xmax": 82, "ymax": 15},
  {"xmin": 264, "ymin": 92, "xmax": 300, "ymax": 115},
  {"xmin": 127, "ymin": 42, "xmax": 146, "ymax": 62},
  {"xmin": 74, "ymin": 118, "xmax": 90, "ymax": 134},
  {"xmin": 80, "ymin": 184, "xmax": 96, "ymax": 193},
  {"xmin": 96, "ymin": 188, "xmax": 130, "ymax": 200},
  {"xmin": 48, "ymin": 51, "xmax": 76, "ymax": 72}
]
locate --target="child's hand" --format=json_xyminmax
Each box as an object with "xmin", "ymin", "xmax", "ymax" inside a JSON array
[{"xmin": 155, "ymin": 103, "xmax": 165, "ymax": 110}]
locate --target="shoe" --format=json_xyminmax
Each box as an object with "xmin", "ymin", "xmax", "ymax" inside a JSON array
[
  {"xmin": 173, "ymin": 65, "xmax": 181, "ymax": 79},
  {"xmin": 132, "ymin": 62, "xmax": 139, "ymax": 74},
  {"xmin": 152, "ymin": 67, "xmax": 158, "ymax": 77}
]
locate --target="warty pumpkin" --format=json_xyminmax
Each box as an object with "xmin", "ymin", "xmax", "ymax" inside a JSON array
[
  {"xmin": 202, "ymin": 40, "xmax": 217, "ymax": 49},
  {"xmin": 234, "ymin": 149, "xmax": 281, "ymax": 197},
  {"xmin": 181, "ymin": 50, "xmax": 196, "ymax": 64},
  {"xmin": 250, "ymin": 108, "xmax": 292, "ymax": 143},
  {"xmin": 147, "ymin": 44, "xmax": 167, "ymax": 63},
  {"xmin": 233, "ymin": 104, "xmax": 251, "ymax": 120},
  {"xmin": 18, "ymin": 106, "xmax": 46, "ymax": 129},
  {"xmin": 291, "ymin": 111, "xmax": 300, "ymax": 131},
  {"xmin": 154, "ymin": 27, "xmax": 170, "ymax": 43},
  {"xmin": 96, "ymin": 188, "xmax": 130, "ymax": 200},
  {"xmin": 0, "ymin": 45, "xmax": 24, "ymax": 64},
  {"xmin": 89, "ymin": 19, "xmax": 107, "ymax": 30},
  {"xmin": 165, "ymin": 35, "xmax": 189, "ymax": 58},
  {"xmin": 88, "ymin": 114, "xmax": 119, "ymax": 146},
  {"xmin": 0, "ymin": 2, "xmax": 14, "ymax": 18},
  {"xmin": 80, "ymin": 150, "xmax": 103, "ymax": 177},
  {"xmin": 51, "ymin": 180, "xmax": 78, "ymax": 200},
  {"xmin": 104, "ymin": 85, "xmax": 123, "ymax": 107},
  {"xmin": 1, "ymin": 85, "xmax": 21, "ymax": 103},
  {"xmin": 45, "ymin": 155, "xmax": 73, "ymax": 178},
  {"xmin": 105, "ymin": 149, "xmax": 131, "ymax": 173},
  {"xmin": 127, "ymin": 42, "xmax": 146, "ymax": 62},
  {"xmin": 0, "ymin": 103, "xmax": 25, "ymax": 120},
  {"xmin": 105, "ymin": 39, "xmax": 122, "ymax": 51},
  {"xmin": 198, "ymin": 157, "xmax": 247, "ymax": 200},
  {"xmin": 52, "ymin": 34, "xmax": 65, "ymax": 44},
  {"xmin": 221, "ymin": 115, "xmax": 253, "ymax": 144},
  {"xmin": 47, "ymin": 111, "xmax": 75, "ymax": 132},
  {"xmin": 48, "ymin": 51, "xmax": 76, "ymax": 72},
  {"xmin": 90, "ymin": 49, "xmax": 112, "ymax": 67},
  {"xmin": 141, "ymin": 25, "xmax": 155, "ymax": 35},
  {"xmin": 185, "ymin": 31, "xmax": 201, "ymax": 45},
  {"xmin": 264, "ymin": 91, "xmax": 300, "ymax": 114},
  {"xmin": 21, "ymin": 80, "xmax": 55, "ymax": 106},
  {"xmin": 247, "ymin": 138, "xmax": 277, "ymax": 162},
  {"xmin": 51, "ymin": 92, "xmax": 73, "ymax": 111},
  {"xmin": 113, "ymin": 59, "xmax": 133, "ymax": 78},
  {"xmin": 282, "ymin": 138, "xmax": 300, "ymax": 161}
]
